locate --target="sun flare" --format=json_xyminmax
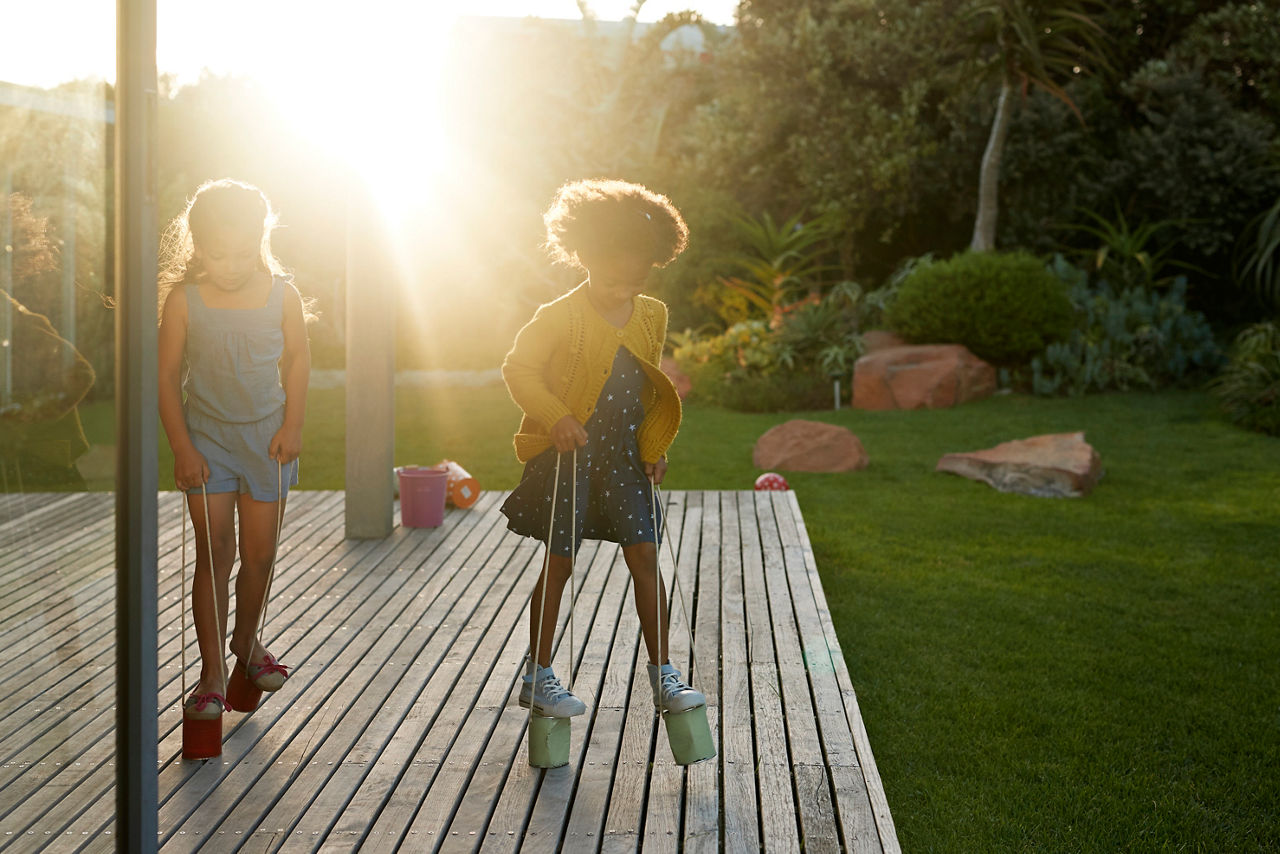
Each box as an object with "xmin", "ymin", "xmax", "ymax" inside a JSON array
[{"xmin": 242, "ymin": 4, "xmax": 458, "ymax": 224}]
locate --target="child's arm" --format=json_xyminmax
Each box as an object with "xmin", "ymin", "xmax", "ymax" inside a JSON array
[
  {"xmin": 502, "ymin": 306, "xmax": 587, "ymax": 450},
  {"xmin": 158, "ymin": 288, "xmax": 208, "ymax": 489},
  {"xmin": 270, "ymin": 283, "xmax": 311, "ymax": 464}
]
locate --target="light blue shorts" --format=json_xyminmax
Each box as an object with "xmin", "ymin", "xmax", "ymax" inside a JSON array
[{"xmin": 184, "ymin": 407, "xmax": 299, "ymax": 502}]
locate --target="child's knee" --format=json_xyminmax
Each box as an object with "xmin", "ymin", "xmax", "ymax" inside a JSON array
[
  {"xmin": 238, "ymin": 543, "xmax": 277, "ymax": 573},
  {"xmin": 197, "ymin": 536, "xmax": 236, "ymax": 574},
  {"xmin": 622, "ymin": 541, "xmax": 657, "ymax": 569}
]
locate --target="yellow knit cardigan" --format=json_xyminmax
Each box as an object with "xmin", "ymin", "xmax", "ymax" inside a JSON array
[{"xmin": 502, "ymin": 284, "xmax": 681, "ymax": 464}]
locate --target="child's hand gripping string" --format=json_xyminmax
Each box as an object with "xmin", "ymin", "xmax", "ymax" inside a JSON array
[
  {"xmin": 550, "ymin": 415, "xmax": 589, "ymax": 453},
  {"xmin": 644, "ymin": 456, "xmax": 668, "ymax": 486},
  {"xmin": 268, "ymin": 424, "xmax": 303, "ymax": 464},
  {"xmin": 173, "ymin": 445, "xmax": 210, "ymax": 491}
]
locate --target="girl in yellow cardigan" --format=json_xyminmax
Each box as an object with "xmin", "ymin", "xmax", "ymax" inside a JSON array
[{"xmin": 501, "ymin": 179, "xmax": 705, "ymax": 719}]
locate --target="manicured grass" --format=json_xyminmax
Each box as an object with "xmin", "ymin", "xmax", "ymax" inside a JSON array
[
  {"xmin": 722, "ymin": 392, "xmax": 1280, "ymax": 852},
  {"xmin": 75, "ymin": 387, "xmax": 1279, "ymax": 849}
]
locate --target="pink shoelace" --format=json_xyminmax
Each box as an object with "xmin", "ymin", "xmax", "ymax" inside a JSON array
[
  {"xmin": 249, "ymin": 654, "xmax": 289, "ymax": 680},
  {"xmin": 186, "ymin": 692, "xmax": 228, "ymax": 713}
]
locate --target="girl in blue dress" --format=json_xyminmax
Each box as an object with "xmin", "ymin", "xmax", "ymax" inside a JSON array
[
  {"xmin": 501, "ymin": 179, "xmax": 705, "ymax": 718},
  {"xmin": 158, "ymin": 180, "xmax": 310, "ymax": 746}
]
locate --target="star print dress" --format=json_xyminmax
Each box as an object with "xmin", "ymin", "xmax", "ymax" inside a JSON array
[{"xmin": 500, "ymin": 347, "xmax": 663, "ymax": 557}]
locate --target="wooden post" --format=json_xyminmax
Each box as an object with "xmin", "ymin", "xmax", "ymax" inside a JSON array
[
  {"xmin": 344, "ymin": 187, "xmax": 394, "ymax": 538},
  {"xmin": 114, "ymin": 0, "xmax": 159, "ymax": 849}
]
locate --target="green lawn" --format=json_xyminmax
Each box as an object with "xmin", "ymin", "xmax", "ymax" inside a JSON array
[{"xmin": 76, "ymin": 386, "xmax": 1279, "ymax": 850}]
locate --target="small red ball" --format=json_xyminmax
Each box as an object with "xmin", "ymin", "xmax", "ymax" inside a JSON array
[{"xmin": 754, "ymin": 472, "xmax": 790, "ymax": 491}]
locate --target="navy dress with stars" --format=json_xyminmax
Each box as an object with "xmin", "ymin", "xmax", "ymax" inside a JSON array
[{"xmin": 501, "ymin": 347, "xmax": 662, "ymax": 557}]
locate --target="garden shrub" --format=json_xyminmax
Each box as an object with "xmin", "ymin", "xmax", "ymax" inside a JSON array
[
  {"xmin": 673, "ymin": 320, "xmax": 831, "ymax": 412},
  {"xmin": 1030, "ymin": 257, "xmax": 1222, "ymax": 396},
  {"xmin": 1212, "ymin": 321, "xmax": 1280, "ymax": 436},
  {"xmin": 775, "ymin": 281, "xmax": 866, "ymax": 378},
  {"xmin": 886, "ymin": 250, "xmax": 1074, "ymax": 366}
]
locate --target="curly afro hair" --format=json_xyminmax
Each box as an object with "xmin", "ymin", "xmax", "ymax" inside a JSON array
[{"xmin": 543, "ymin": 178, "xmax": 688, "ymax": 270}]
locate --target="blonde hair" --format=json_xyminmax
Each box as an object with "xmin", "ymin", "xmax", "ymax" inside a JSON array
[{"xmin": 157, "ymin": 178, "xmax": 286, "ymax": 321}]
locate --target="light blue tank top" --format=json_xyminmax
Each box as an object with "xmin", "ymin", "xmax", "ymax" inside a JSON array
[{"xmin": 183, "ymin": 276, "xmax": 288, "ymax": 423}]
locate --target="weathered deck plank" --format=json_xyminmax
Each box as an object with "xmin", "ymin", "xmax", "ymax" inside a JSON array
[{"xmin": 0, "ymin": 490, "xmax": 897, "ymax": 852}]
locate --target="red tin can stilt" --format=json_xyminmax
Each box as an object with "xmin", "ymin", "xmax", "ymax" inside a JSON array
[
  {"xmin": 226, "ymin": 660, "xmax": 263, "ymax": 712},
  {"xmin": 182, "ymin": 715, "xmax": 222, "ymax": 760}
]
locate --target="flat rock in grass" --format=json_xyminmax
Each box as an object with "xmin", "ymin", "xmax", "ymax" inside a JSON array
[
  {"xmin": 753, "ymin": 419, "xmax": 869, "ymax": 472},
  {"xmin": 935, "ymin": 432, "xmax": 1102, "ymax": 497},
  {"xmin": 852, "ymin": 344, "xmax": 996, "ymax": 410}
]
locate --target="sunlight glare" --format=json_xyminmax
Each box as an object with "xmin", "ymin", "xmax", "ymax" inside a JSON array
[{"xmin": 243, "ymin": 4, "xmax": 456, "ymax": 224}]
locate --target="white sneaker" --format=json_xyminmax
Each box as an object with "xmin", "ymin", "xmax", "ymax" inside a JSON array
[
  {"xmin": 519, "ymin": 665, "xmax": 586, "ymax": 718},
  {"xmin": 648, "ymin": 663, "xmax": 705, "ymax": 713}
]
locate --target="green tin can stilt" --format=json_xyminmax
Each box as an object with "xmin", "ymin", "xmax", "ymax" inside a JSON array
[
  {"xmin": 662, "ymin": 703, "xmax": 716, "ymax": 765},
  {"xmin": 525, "ymin": 451, "xmax": 578, "ymax": 769},
  {"xmin": 528, "ymin": 714, "xmax": 571, "ymax": 768},
  {"xmin": 649, "ymin": 478, "xmax": 716, "ymax": 766}
]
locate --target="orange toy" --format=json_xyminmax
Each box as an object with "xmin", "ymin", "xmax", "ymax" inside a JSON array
[{"xmin": 434, "ymin": 459, "xmax": 480, "ymax": 508}]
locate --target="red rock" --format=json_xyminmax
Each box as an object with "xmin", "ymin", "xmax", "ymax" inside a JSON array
[
  {"xmin": 860, "ymin": 329, "xmax": 909, "ymax": 352},
  {"xmin": 753, "ymin": 420, "xmax": 869, "ymax": 472},
  {"xmin": 852, "ymin": 344, "xmax": 996, "ymax": 410},
  {"xmin": 661, "ymin": 356, "xmax": 692, "ymax": 400},
  {"xmin": 935, "ymin": 432, "xmax": 1103, "ymax": 497}
]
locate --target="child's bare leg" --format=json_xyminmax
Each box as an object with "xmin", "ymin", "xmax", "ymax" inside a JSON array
[
  {"xmin": 229, "ymin": 493, "xmax": 287, "ymax": 663},
  {"xmin": 188, "ymin": 491, "xmax": 237, "ymax": 695},
  {"xmin": 622, "ymin": 542, "xmax": 668, "ymax": 665},
  {"xmin": 529, "ymin": 553, "xmax": 573, "ymax": 668},
  {"xmin": 624, "ymin": 540, "xmax": 704, "ymax": 712}
]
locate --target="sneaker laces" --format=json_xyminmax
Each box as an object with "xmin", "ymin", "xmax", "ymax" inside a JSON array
[
  {"xmin": 536, "ymin": 673, "xmax": 573, "ymax": 702},
  {"xmin": 658, "ymin": 670, "xmax": 691, "ymax": 698}
]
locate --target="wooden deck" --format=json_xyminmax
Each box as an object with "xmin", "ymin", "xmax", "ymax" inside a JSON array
[{"xmin": 0, "ymin": 490, "xmax": 897, "ymax": 853}]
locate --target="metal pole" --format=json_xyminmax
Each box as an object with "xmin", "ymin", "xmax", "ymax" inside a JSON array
[
  {"xmin": 115, "ymin": 0, "xmax": 159, "ymax": 849},
  {"xmin": 62, "ymin": 156, "xmax": 78, "ymax": 365},
  {"xmin": 2, "ymin": 166, "xmax": 12, "ymax": 406}
]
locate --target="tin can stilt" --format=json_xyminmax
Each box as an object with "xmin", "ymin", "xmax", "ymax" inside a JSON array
[
  {"xmin": 225, "ymin": 660, "xmax": 263, "ymax": 712},
  {"xmin": 662, "ymin": 704, "xmax": 716, "ymax": 766},
  {"xmin": 527, "ymin": 714, "xmax": 571, "ymax": 768},
  {"xmin": 182, "ymin": 716, "xmax": 222, "ymax": 760}
]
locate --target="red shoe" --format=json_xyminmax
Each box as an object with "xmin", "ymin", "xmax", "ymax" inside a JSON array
[
  {"xmin": 244, "ymin": 653, "xmax": 289, "ymax": 691},
  {"xmin": 226, "ymin": 654, "xmax": 288, "ymax": 712}
]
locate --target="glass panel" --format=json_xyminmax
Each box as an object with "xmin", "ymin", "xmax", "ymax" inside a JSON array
[{"xmin": 0, "ymin": 18, "xmax": 121, "ymax": 844}]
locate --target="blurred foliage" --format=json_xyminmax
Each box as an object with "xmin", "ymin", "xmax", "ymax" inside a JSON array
[
  {"xmin": 671, "ymin": 279, "xmax": 866, "ymax": 412},
  {"xmin": 672, "ymin": 319, "xmax": 825, "ymax": 411},
  {"xmin": 712, "ymin": 209, "xmax": 842, "ymax": 324},
  {"xmin": 961, "ymin": 0, "xmax": 1112, "ymax": 251},
  {"xmin": 1029, "ymin": 256, "xmax": 1222, "ymax": 395},
  {"xmin": 0, "ymin": 82, "xmax": 114, "ymax": 399},
  {"xmin": 1211, "ymin": 320, "xmax": 1280, "ymax": 436},
  {"xmin": 4, "ymin": 0, "xmax": 1278, "ymax": 393},
  {"xmin": 775, "ymin": 281, "xmax": 866, "ymax": 378},
  {"xmin": 1234, "ymin": 194, "xmax": 1280, "ymax": 312},
  {"xmin": 1065, "ymin": 206, "xmax": 1206, "ymax": 292}
]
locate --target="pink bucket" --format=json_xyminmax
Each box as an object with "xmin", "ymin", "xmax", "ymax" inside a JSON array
[{"xmin": 398, "ymin": 467, "xmax": 448, "ymax": 528}]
